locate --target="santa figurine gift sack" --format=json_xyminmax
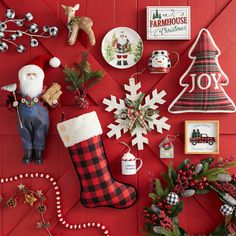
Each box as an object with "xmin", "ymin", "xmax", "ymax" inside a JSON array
[{"xmin": 5, "ymin": 55, "xmax": 61, "ymax": 164}]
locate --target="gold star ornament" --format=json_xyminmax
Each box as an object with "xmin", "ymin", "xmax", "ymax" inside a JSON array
[{"xmin": 24, "ymin": 193, "xmax": 37, "ymax": 206}]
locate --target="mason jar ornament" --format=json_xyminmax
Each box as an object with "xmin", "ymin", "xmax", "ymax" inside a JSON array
[{"xmin": 159, "ymin": 134, "xmax": 178, "ymax": 159}]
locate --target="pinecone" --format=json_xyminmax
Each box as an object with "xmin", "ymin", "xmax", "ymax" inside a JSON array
[{"xmin": 7, "ymin": 197, "xmax": 17, "ymax": 208}]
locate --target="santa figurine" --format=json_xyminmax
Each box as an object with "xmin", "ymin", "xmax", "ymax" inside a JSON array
[
  {"xmin": 10, "ymin": 55, "xmax": 61, "ymax": 164},
  {"xmin": 113, "ymin": 31, "xmax": 131, "ymax": 66}
]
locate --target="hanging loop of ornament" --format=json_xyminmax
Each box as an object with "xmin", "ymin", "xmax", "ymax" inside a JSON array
[
  {"xmin": 120, "ymin": 142, "xmax": 131, "ymax": 152},
  {"xmin": 162, "ymin": 134, "xmax": 179, "ymax": 150},
  {"xmin": 130, "ymin": 68, "xmax": 145, "ymax": 79}
]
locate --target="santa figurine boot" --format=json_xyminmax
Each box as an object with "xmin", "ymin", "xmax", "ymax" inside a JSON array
[{"xmin": 57, "ymin": 111, "xmax": 137, "ymax": 208}]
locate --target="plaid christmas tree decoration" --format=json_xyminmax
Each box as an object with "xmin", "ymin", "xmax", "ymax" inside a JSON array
[
  {"xmin": 57, "ymin": 111, "xmax": 137, "ymax": 208},
  {"xmin": 168, "ymin": 28, "xmax": 236, "ymax": 113}
]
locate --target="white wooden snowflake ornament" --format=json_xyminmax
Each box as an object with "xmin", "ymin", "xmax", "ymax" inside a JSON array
[{"xmin": 103, "ymin": 77, "xmax": 171, "ymax": 150}]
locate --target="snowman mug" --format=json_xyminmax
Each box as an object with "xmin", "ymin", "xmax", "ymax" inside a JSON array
[
  {"xmin": 148, "ymin": 50, "xmax": 179, "ymax": 73},
  {"xmin": 121, "ymin": 152, "xmax": 143, "ymax": 175}
]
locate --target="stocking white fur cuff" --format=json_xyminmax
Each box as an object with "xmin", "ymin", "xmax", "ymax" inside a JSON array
[{"xmin": 57, "ymin": 111, "xmax": 103, "ymax": 147}]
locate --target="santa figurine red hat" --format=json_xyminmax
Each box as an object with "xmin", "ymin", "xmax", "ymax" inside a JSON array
[
  {"xmin": 18, "ymin": 55, "xmax": 61, "ymax": 81},
  {"xmin": 15, "ymin": 55, "xmax": 61, "ymax": 165}
]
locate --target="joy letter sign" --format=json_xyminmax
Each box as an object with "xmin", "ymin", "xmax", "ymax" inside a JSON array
[{"xmin": 146, "ymin": 6, "xmax": 191, "ymax": 40}]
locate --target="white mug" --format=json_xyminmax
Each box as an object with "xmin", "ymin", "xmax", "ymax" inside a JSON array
[{"xmin": 121, "ymin": 158, "xmax": 143, "ymax": 175}]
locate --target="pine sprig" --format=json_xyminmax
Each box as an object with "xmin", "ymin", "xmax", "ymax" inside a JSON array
[{"xmin": 63, "ymin": 51, "xmax": 104, "ymax": 92}]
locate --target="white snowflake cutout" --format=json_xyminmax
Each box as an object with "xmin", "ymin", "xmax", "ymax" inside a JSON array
[{"xmin": 103, "ymin": 77, "xmax": 171, "ymax": 150}]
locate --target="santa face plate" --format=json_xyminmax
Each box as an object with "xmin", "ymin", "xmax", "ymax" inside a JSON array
[{"xmin": 101, "ymin": 27, "xmax": 143, "ymax": 69}]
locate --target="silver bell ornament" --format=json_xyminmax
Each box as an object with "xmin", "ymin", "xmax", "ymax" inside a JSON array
[
  {"xmin": 16, "ymin": 20, "xmax": 24, "ymax": 27},
  {"xmin": 43, "ymin": 25, "xmax": 49, "ymax": 32},
  {"xmin": 0, "ymin": 23, "xmax": 7, "ymax": 31},
  {"xmin": 166, "ymin": 192, "xmax": 179, "ymax": 205},
  {"xmin": 15, "ymin": 30, "xmax": 23, "ymax": 37},
  {"xmin": 25, "ymin": 12, "xmax": 33, "ymax": 21},
  {"xmin": 10, "ymin": 34, "xmax": 17, "ymax": 41},
  {"xmin": 0, "ymin": 32, "xmax": 5, "ymax": 38},
  {"xmin": 30, "ymin": 38, "xmax": 38, "ymax": 47},
  {"xmin": 49, "ymin": 27, "xmax": 59, "ymax": 36},
  {"xmin": 220, "ymin": 204, "xmax": 234, "ymax": 216},
  {"xmin": 17, "ymin": 45, "xmax": 26, "ymax": 53},
  {"xmin": 0, "ymin": 42, "xmax": 8, "ymax": 52},
  {"xmin": 29, "ymin": 23, "xmax": 38, "ymax": 33},
  {"xmin": 5, "ymin": 9, "xmax": 15, "ymax": 19}
]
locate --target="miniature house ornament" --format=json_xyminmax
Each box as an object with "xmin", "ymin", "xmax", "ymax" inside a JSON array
[{"xmin": 159, "ymin": 134, "xmax": 177, "ymax": 159}]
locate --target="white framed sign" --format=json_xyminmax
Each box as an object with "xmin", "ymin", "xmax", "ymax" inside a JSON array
[
  {"xmin": 185, "ymin": 120, "xmax": 219, "ymax": 154},
  {"xmin": 146, "ymin": 6, "xmax": 191, "ymax": 40}
]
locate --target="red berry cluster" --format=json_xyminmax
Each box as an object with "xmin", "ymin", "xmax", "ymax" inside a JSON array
[
  {"xmin": 189, "ymin": 176, "xmax": 208, "ymax": 190},
  {"xmin": 157, "ymin": 201, "xmax": 172, "ymax": 216},
  {"xmin": 143, "ymin": 210, "xmax": 158, "ymax": 225},
  {"xmin": 231, "ymin": 174, "xmax": 236, "ymax": 182},
  {"xmin": 177, "ymin": 164, "xmax": 208, "ymax": 191}
]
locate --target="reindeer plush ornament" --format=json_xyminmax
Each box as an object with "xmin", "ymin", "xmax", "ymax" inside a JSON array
[{"xmin": 62, "ymin": 3, "xmax": 96, "ymax": 46}]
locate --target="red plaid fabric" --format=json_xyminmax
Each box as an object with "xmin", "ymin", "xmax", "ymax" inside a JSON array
[
  {"xmin": 69, "ymin": 135, "xmax": 137, "ymax": 208},
  {"xmin": 169, "ymin": 29, "xmax": 236, "ymax": 112}
]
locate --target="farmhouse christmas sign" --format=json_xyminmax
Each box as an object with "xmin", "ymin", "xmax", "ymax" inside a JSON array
[{"xmin": 146, "ymin": 6, "xmax": 191, "ymax": 40}]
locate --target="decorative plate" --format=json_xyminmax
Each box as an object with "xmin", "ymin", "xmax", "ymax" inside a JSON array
[{"xmin": 101, "ymin": 27, "xmax": 143, "ymax": 69}]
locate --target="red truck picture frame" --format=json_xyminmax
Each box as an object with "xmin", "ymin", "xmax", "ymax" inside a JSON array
[{"xmin": 185, "ymin": 120, "xmax": 219, "ymax": 154}]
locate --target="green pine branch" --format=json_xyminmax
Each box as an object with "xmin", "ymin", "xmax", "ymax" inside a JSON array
[{"xmin": 63, "ymin": 51, "xmax": 104, "ymax": 92}]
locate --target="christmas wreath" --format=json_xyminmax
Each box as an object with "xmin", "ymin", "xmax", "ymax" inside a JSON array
[{"xmin": 143, "ymin": 157, "xmax": 236, "ymax": 236}]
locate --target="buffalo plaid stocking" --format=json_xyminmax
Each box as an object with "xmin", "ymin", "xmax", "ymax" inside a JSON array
[{"xmin": 57, "ymin": 111, "xmax": 137, "ymax": 208}]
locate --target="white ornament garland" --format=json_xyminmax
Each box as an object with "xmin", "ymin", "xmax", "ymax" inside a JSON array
[{"xmin": 0, "ymin": 173, "xmax": 109, "ymax": 235}]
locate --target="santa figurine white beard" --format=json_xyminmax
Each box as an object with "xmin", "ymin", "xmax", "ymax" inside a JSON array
[{"xmin": 19, "ymin": 74, "xmax": 43, "ymax": 98}]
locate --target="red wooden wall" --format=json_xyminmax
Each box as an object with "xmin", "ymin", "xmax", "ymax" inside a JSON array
[{"xmin": 0, "ymin": 0, "xmax": 236, "ymax": 235}]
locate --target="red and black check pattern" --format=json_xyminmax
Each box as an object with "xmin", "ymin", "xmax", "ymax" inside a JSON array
[{"xmin": 69, "ymin": 135, "xmax": 137, "ymax": 208}]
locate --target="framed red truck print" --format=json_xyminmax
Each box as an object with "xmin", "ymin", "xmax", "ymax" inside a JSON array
[{"xmin": 185, "ymin": 120, "xmax": 219, "ymax": 154}]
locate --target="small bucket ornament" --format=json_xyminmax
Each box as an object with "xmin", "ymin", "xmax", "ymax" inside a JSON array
[
  {"xmin": 159, "ymin": 134, "xmax": 178, "ymax": 159},
  {"xmin": 120, "ymin": 142, "xmax": 143, "ymax": 175}
]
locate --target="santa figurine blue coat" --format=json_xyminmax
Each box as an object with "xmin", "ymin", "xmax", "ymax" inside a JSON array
[{"xmin": 13, "ymin": 55, "xmax": 61, "ymax": 164}]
